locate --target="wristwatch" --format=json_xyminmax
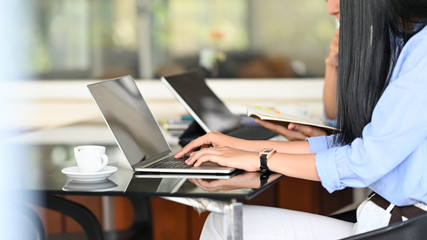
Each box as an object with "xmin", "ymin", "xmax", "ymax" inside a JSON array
[{"xmin": 259, "ymin": 148, "xmax": 276, "ymax": 172}]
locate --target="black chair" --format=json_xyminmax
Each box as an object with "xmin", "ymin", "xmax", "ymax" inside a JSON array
[
  {"xmin": 330, "ymin": 206, "xmax": 427, "ymax": 239},
  {"xmin": 22, "ymin": 194, "xmax": 152, "ymax": 240},
  {"xmin": 342, "ymin": 211, "xmax": 427, "ymax": 240}
]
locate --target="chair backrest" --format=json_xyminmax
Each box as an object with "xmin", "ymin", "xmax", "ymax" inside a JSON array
[{"xmin": 343, "ymin": 212, "xmax": 427, "ymax": 240}]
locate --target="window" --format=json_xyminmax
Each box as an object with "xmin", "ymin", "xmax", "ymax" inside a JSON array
[{"xmin": 19, "ymin": 0, "xmax": 335, "ymax": 80}]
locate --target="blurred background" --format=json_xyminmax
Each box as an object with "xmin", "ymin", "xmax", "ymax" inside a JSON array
[
  {"xmin": 12, "ymin": 0, "xmax": 336, "ymax": 80},
  {"xmin": 0, "ymin": 1, "xmax": 350, "ymax": 239}
]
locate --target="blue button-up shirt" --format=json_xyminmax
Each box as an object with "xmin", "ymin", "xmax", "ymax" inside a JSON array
[{"xmin": 309, "ymin": 24, "xmax": 427, "ymax": 206}]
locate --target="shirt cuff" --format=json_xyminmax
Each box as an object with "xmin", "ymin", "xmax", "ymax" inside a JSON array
[
  {"xmin": 315, "ymin": 149, "xmax": 344, "ymax": 193},
  {"xmin": 307, "ymin": 136, "xmax": 329, "ymax": 153}
]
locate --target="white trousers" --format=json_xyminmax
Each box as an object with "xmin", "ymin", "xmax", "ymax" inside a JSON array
[{"xmin": 200, "ymin": 199, "xmax": 392, "ymax": 240}]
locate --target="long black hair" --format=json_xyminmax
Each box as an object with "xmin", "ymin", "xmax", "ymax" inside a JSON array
[{"xmin": 336, "ymin": 0, "xmax": 427, "ymax": 145}]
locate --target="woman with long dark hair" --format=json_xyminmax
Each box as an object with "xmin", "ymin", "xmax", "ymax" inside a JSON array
[{"xmin": 176, "ymin": 0, "xmax": 427, "ymax": 238}]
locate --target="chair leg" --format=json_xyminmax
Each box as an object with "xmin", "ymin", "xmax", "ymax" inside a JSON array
[
  {"xmin": 128, "ymin": 196, "xmax": 153, "ymax": 240},
  {"xmin": 42, "ymin": 195, "xmax": 104, "ymax": 240},
  {"xmin": 25, "ymin": 194, "xmax": 154, "ymax": 240}
]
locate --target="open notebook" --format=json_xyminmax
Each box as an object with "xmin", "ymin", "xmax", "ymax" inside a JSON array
[{"xmin": 247, "ymin": 105, "xmax": 338, "ymax": 135}]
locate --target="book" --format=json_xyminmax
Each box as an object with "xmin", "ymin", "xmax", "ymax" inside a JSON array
[{"xmin": 247, "ymin": 105, "xmax": 338, "ymax": 135}]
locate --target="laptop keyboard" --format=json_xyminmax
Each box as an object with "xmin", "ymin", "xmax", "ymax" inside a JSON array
[{"xmin": 147, "ymin": 155, "xmax": 192, "ymax": 169}]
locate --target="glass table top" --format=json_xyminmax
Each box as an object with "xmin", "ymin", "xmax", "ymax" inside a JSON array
[{"xmin": 7, "ymin": 132, "xmax": 282, "ymax": 200}]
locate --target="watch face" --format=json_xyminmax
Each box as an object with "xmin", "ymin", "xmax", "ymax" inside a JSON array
[{"xmin": 260, "ymin": 148, "xmax": 276, "ymax": 157}]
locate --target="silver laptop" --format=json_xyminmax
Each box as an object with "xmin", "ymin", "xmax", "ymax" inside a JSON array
[
  {"xmin": 161, "ymin": 71, "xmax": 277, "ymax": 140},
  {"xmin": 87, "ymin": 75, "xmax": 235, "ymax": 175}
]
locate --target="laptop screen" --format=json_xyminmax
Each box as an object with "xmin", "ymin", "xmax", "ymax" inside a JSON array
[
  {"xmin": 88, "ymin": 76, "xmax": 171, "ymax": 167},
  {"xmin": 162, "ymin": 72, "xmax": 242, "ymax": 133}
]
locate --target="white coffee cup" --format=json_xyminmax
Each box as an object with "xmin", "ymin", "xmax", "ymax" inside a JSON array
[{"xmin": 74, "ymin": 145, "xmax": 108, "ymax": 173}]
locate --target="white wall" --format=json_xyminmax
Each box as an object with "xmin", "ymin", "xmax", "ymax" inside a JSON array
[{"xmin": 2, "ymin": 78, "xmax": 324, "ymax": 131}]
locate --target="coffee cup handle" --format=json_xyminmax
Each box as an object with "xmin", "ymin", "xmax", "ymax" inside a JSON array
[{"xmin": 100, "ymin": 154, "xmax": 108, "ymax": 169}]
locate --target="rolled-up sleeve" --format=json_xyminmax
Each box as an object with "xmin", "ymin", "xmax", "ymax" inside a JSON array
[
  {"xmin": 315, "ymin": 148, "xmax": 342, "ymax": 192},
  {"xmin": 307, "ymin": 135, "xmax": 336, "ymax": 153}
]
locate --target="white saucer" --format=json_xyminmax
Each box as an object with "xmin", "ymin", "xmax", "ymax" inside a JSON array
[{"xmin": 61, "ymin": 166, "xmax": 118, "ymax": 182}]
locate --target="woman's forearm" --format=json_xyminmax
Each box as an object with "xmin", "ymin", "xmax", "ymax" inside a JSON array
[
  {"xmin": 323, "ymin": 62, "xmax": 338, "ymax": 120},
  {"xmin": 268, "ymin": 152, "xmax": 320, "ymax": 181},
  {"xmin": 239, "ymin": 139, "xmax": 312, "ymax": 154}
]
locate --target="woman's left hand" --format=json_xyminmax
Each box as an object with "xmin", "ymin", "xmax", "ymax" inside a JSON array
[
  {"xmin": 185, "ymin": 146, "xmax": 260, "ymax": 172},
  {"xmin": 255, "ymin": 119, "xmax": 327, "ymax": 140}
]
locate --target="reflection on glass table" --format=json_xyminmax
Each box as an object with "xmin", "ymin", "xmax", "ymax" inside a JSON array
[
  {"xmin": 62, "ymin": 179, "xmax": 118, "ymax": 192},
  {"xmin": 127, "ymin": 171, "xmax": 282, "ymax": 200},
  {"xmin": 188, "ymin": 171, "xmax": 281, "ymax": 193}
]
